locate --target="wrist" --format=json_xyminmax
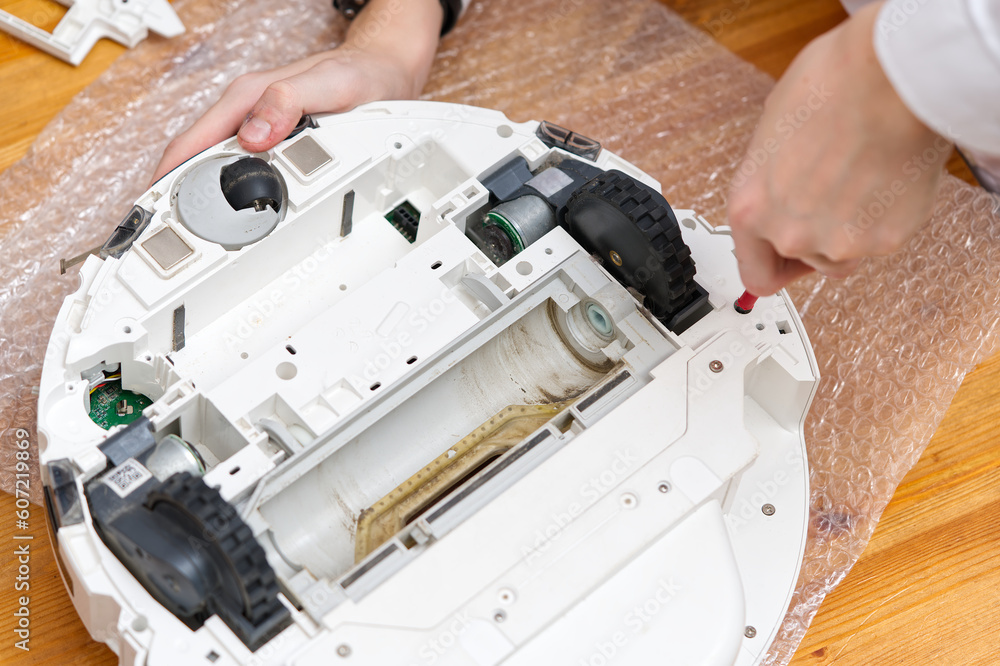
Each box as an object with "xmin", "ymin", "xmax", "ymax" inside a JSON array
[{"xmin": 343, "ymin": 0, "xmax": 443, "ymax": 96}]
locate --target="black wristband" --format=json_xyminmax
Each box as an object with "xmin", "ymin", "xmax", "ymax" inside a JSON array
[
  {"xmin": 333, "ymin": 0, "xmax": 464, "ymax": 35},
  {"xmin": 439, "ymin": 0, "xmax": 463, "ymax": 34}
]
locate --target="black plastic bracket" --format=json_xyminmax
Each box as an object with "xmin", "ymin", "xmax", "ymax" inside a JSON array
[
  {"xmin": 99, "ymin": 205, "xmax": 153, "ymax": 260},
  {"xmin": 535, "ymin": 120, "xmax": 602, "ymax": 161}
]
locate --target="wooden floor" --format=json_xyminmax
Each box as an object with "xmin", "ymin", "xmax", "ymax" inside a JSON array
[{"xmin": 1, "ymin": 0, "xmax": 996, "ymax": 664}]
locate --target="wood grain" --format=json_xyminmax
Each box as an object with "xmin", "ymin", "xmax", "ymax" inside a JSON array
[
  {"xmin": 0, "ymin": 0, "xmax": 124, "ymax": 173},
  {"xmin": 789, "ymin": 352, "xmax": 1000, "ymax": 665},
  {"xmin": 0, "ymin": 0, "xmax": 995, "ymax": 664},
  {"xmin": 0, "ymin": 491, "xmax": 116, "ymax": 664}
]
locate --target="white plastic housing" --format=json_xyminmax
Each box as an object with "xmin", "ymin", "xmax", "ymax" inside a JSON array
[{"xmin": 37, "ymin": 101, "xmax": 819, "ymax": 666}]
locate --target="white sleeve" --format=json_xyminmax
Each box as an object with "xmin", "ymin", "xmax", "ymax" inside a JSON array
[{"xmin": 873, "ymin": 0, "xmax": 1000, "ymax": 155}]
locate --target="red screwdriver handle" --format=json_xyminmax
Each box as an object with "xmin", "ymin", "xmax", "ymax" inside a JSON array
[{"xmin": 734, "ymin": 290, "xmax": 758, "ymax": 314}]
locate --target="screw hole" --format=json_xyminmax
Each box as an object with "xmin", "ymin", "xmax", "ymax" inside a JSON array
[
  {"xmin": 516, "ymin": 261, "xmax": 532, "ymax": 275},
  {"xmin": 497, "ymin": 125, "xmax": 513, "ymax": 138},
  {"xmin": 276, "ymin": 361, "xmax": 297, "ymax": 380},
  {"xmin": 339, "ymin": 284, "xmax": 347, "ymax": 291},
  {"xmin": 756, "ymin": 323, "xmax": 765, "ymax": 330},
  {"xmin": 544, "ymin": 247, "xmax": 553, "ymax": 255},
  {"xmin": 393, "ymin": 141, "xmax": 403, "ymax": 149},
  {"xmin": 123, "ymin": 326, "xmax": 132, "ymax": 334},
  {"xmin": 240, "ymin": 352, "xmax": 249, "ymax": 359}
]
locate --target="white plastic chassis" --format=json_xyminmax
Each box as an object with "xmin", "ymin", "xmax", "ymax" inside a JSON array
[
  {"xmin": 0, "ymin": 0, "xmax": 183, "ymax": 65},
  {"xmin": 38, "ymin": 102, "xmax": 819, "ymax": 665}
]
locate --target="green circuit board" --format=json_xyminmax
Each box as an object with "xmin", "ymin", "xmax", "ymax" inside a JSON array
[
  {"xmin": 88, "ymin": 380, "xmax": 152, "ymax": 430},
  {"xmin": 385, "ymin": 200, "xmax": 420, "ymax": 243}
]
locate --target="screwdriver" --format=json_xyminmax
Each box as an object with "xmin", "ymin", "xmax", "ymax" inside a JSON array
[{"xmin": 734, "ymin": 290, "xmax": 758, "ymax": 314}]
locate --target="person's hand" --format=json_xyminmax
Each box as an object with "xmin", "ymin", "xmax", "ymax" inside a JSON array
[
  {"xmin": 727, "ymin": 2, "xmax": 951, "ymax": 296},
  {"xmin": 150, "ymin": 0, "xmax": 444, "ymax": 184}
]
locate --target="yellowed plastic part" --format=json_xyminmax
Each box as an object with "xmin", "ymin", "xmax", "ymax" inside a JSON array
[{"xmin": 355, "ymin": 403, "xmax": 568, "ymax": 562}]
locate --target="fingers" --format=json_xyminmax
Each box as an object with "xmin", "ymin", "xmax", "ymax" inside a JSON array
[
  {"xmin": 150, "ymin": 96, "xmax": 251, "ymax": 184},
  {"xmin": 149, "ymin": 53, "xmax": 353, "ymax": 185},
  {"xmin": 236, "ymin": 59, "xmax": 371, "ymax": 153},
  {"xmin": 732, "ymin": 232, "xmax": 816, "ymax": 297},
  {"xmin": 149, "ymin": 72, "xmax": 272, "ymax": 184}
]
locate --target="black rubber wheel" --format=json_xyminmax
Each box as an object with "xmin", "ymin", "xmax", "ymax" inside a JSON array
[
  {"xmin": 142, "ymin": 473, "xmax": 284, "ymax": 627},
  {"xmin": 220, "ymin": 157, "xmax": 283, "ymax": 213},
  {"xmin": 563, "ymin": 170, "xmax": 698, "ymax": 320}
]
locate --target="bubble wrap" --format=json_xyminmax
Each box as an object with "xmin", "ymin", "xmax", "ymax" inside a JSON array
[{"xmin": 1, "ymin": 0, "xmax": 998, "ymax": 662}]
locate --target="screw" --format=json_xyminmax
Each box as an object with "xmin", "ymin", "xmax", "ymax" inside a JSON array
[
  {"xmin": 657, "ymin": 482, "xmax": 671, "ymax": 493},
  {"xmin": 494, "ymin": 610, "xmax": 507, "ymax": 623},
  {"xmin": 709, "ymin": 360, "xmax": 723, "ymax": 373},
  {"xmin": 762, "ymin": 503, "xmax": 775, "ymax": 516},
  {"xmin": 337, "ymin": 644, "xmax": 352, "ymax": 657},
  {"xmin": 609, "ymin": 250, "xmax": 623, "ymax": 266},
  {"xmin": 745, "ymin": 626, "xmax": 757, "ymax": 639}
]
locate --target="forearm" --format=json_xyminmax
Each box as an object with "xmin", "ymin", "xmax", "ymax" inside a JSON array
[{"xmin": 344, "ymin": 0, "xmax": 444, "ymax": 98}]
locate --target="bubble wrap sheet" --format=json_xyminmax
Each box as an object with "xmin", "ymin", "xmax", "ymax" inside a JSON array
[{"xmin": 1, "ymin": 0, "xmax": 999, "ymax": 662}]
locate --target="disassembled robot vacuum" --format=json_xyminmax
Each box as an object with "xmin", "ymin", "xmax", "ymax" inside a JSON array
[{"xmin": 38, "ymin": 102, "xmax": 819, "ymax": 665}]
